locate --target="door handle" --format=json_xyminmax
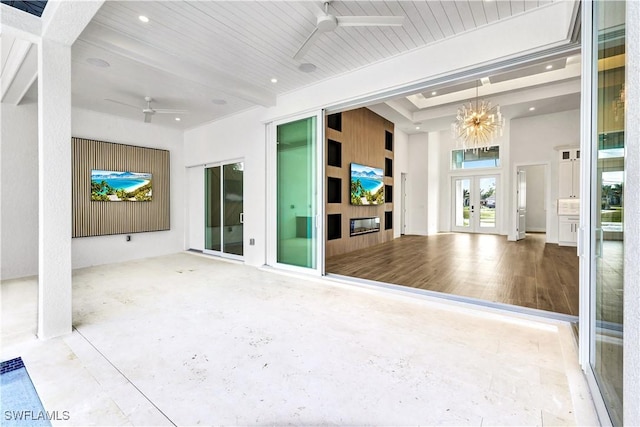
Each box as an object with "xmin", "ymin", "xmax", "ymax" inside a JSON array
[
  {"xmin": 240, "ymin": 213, "xmax": 244, "ymax": 224},
  {"xmin": 595, "ymin": 227, "xmax": 603, "ymax": 258}
]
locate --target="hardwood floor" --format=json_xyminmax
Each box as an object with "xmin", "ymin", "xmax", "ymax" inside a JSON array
[{"xmin": 325, "ymin": 233, "xmax": 579, "ymax": 316}]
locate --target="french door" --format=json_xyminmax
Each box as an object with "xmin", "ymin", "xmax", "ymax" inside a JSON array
[
  {"xmin": 452, "ymin": 175, "xmax": 498, "ymax": 233},
  {"xmin": 267, "ymin": 111, "xmax": 324, "ymax": 274},
  {"xmin": 204, "ymin": 161, "xmax": 244, "ymax": 259}
]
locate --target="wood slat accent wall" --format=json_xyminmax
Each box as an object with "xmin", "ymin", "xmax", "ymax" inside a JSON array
[
  {"xmin": 72, "ymin": 138, "xmax": 170, "ymax": 237},
  {"xmin": 326, "ymin": 108, "xmax": 394, "ymax": 257}
]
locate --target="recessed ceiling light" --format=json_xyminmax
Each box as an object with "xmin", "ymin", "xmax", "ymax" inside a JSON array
[
  {"xmin": 138, "ymin": 15, "xmax": 149, "ymax": 23},
  {"xmin": 298, "ymin": 63, "xmax": 317, "ymax": 73},
  {"xmin": 415, "ymin": 126, "xmax": 421, "ymax": 130},
  {"xmin": 529, "ymin": 107, "xmax": 536, "ymax": 111},
  {"xmin": 431, "ymin": 91, "xmax": 437, "ymax": 96},
  {"xmin": 86, "ymin": 57, "xmax": 110, "ymax": 68},
  {"xmin": 212, "ymin": 98, "xmax": 227, "ymax": 105},
  {"xmin": 175, "ymin": 117, "xmax": 181, "ymax": 121},
  {"xmin": 270, "ymin": 78, "xmax": 278, "ymax": 83},
  {"xmin": 546, "ymin": 65, "xmax": 553, "ymax": 70}
]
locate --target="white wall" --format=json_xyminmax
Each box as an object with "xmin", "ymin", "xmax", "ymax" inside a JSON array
[
  {"xmin": 392, "ymin": 129, "xmax": 409, "ymax": 238},
  {"xmin": 406, "ymin": 133, "xmax": 429, "ymax": 235},
  {"xmin": 1, "ymin": 101, "xmax": 39, "ymax": 280},
  {"xmin": 522, "ymin": 164, "xmax": 547, "ymax": 232},
  {"xmin": 71, "ymin": 108, "xmax": 185, "ymax": 269},
  {"xmin": 427, "ymin": 132, "xmax": 441, "ymax": 234},
  {"xmin": 509, "ymin": 109, "xmax": 580, "ymax": 243}
]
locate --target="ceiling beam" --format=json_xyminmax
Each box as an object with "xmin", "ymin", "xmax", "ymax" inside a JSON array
[
  {"xmin": 0, "ymin": 3, "xmax": 42, "ymax": 42},
  {"xmin": 41, "ymin": 0, "xmax": 105, "ymax": 46},
  {"xmin": 1, "ymin": 42, "xmax": 37, "ymax": 105}
]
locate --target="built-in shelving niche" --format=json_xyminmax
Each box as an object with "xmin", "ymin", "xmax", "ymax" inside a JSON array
[
  {"xmin": 327, "ymin": 113, "xmax": 342, "ymax": 132},
  {"xmin": 385, "ymin": 157, "xmax": 393, "ymax": 177},
  {"xmin": 327, "ymin": 214, "xmax": 341, "ymax": 240},
  {"xmin": 385, "ymin": 130, "xmax": 393, "ymax": 151},
  {"xmin": 328, "ymin": 177, "xmax": 342, "ymax": 203},
  {"xmin": 384, "ymin": 211, "xmax": 393, "ymax": 230},
  {"xmin": 328, "ymin": 139, "xmax": 342, "ymax": 167},
  {"xmin": 385, "ymin": 185, "xmax": 393, "ymax": 203}
]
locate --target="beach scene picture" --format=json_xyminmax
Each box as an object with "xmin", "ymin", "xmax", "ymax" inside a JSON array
[
  {"xmin": 350, "ymin": 163, "xmax": 384, "ymax": 205},
  {"xmin": 91, "ymin": 170, "xmax": 152, "ymax": 202}
]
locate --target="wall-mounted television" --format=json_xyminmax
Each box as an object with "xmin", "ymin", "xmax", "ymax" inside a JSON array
[
  {"xmin": 91, "ymin": 169, "xmax": 152, "ymax": 202},
  {"xmin": 350, "ymin": 163, "xmax": 384, "ymax": 205}
]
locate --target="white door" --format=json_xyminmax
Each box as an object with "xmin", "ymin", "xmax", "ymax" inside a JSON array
[
  {"xmin": 516, "ymin": 169, "xmax": 527, "ymax": 240},
  {"xmin": 452, "ymin": 175, "xmax": 498, "ymax": 233}
]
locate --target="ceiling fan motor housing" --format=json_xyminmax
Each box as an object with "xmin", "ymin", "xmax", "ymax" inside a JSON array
[{"xmin": 317, "ymin": 14, "xmax": 338, "ymax": 32}]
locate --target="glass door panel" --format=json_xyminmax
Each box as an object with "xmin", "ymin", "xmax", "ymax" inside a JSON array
[
  {"xmin": 205, "ymin": 166, "xmax": 221, "ymax": 252},
  {"xmin": 453, "ymin": 178, "xmax": 471, "ymax": 231},
  {"xmin": 276, "ymin": 116, "xmax": 318, "ymax": 269},
  {"xmin": 590, "ymin": 1, "xmax": 625, "ymax": 424},
  {"xmin": 223, "ymin": 163, "xmax": 243, "ymax": 256},
  {"xmin": 479, "ymin": 176, "xmax": 497, "ymax": 229},
  {"xmin": 205, "ymin": 161, "xmax": 244, "ymax": 258},
  {"xmin": 452, "ymin": 175, "xmax": 498, "ymax": 233}
]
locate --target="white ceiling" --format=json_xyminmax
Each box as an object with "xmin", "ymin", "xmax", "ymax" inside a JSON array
[
  {"xmin": 2, "ymin": 1, "xmax": 580, "ymax": 130},
  {"xmin": 68, "ymin": 0, "xmax": 564, "ymax": 129}
]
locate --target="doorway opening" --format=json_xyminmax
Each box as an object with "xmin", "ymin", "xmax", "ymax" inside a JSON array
[{"xmin": 323, "ymin": 50, "xmax": 580, "ymax": 319}]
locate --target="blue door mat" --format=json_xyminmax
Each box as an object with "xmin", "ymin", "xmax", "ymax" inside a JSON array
[{"xmin": 1, "ymin": 357, "xmax": 53, "ymax": 426}]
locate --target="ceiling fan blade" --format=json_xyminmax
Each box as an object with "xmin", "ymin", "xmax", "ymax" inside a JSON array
[
  {"xmin": 144, "ymin": 112, "xmax": 153, "ymax": 123},
  {"xmin": 104, "ymin": 98, "xmax": 142, "ymax": 110},
  {"xmin": 153, "ymin": 109, "xmax": 190, "ymax": 114},
  {"xmin": 337, "ymin": 16, "xmax": 405, "ymax": 27},
  {"xmin": 294, "ymin": 27, "xmax": 321, "ymax": 60}
]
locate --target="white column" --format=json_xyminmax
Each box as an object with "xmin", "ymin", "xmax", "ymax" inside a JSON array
[{"xmin": 37, "ymin": 38, "xmax": 72, "ymax": 339}]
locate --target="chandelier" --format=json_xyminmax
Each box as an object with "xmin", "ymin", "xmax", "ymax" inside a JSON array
[{"xmin": 451, "ymin": 81, "xmax": 505, "ymax": 152}]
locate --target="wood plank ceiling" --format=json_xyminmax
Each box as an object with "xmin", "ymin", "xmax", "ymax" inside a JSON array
[{"xmin": 71, "ymin": 1, "xmax": 557, "ymax": 128}]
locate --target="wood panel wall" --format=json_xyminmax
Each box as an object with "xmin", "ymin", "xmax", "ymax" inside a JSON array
[
  {"xmin": 326, "ymin": 108, "xmax": 394, "ymax": 257},
  {"xmin": 72, "ymin": 138, "xmax": 170, "ymax": 237}
]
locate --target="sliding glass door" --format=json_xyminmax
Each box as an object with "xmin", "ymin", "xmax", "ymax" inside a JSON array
[
  {"xmin": 268, "ymin": 112, "xmax": 323, "ymax": 274},
  {"xmin": 205, "ymin": 161, "xmax": 244, "ymax": 259},
  {"xmin": 588, "ymin": 1, "xmax": 626, "ymax": 425}
]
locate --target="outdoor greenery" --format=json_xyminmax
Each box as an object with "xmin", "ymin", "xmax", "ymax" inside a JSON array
[{"xmin": 91, "ymin": 180, "xmax": 152, "ymax": 202}]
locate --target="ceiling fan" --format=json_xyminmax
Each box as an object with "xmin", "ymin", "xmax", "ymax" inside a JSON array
[
  {"xmin": 105, "ymin": 96, "xmax": 189, "ymax": 123},
  {"xmin": 294, "ymin": 1, "xmax": 405, "ymax": 60}
]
